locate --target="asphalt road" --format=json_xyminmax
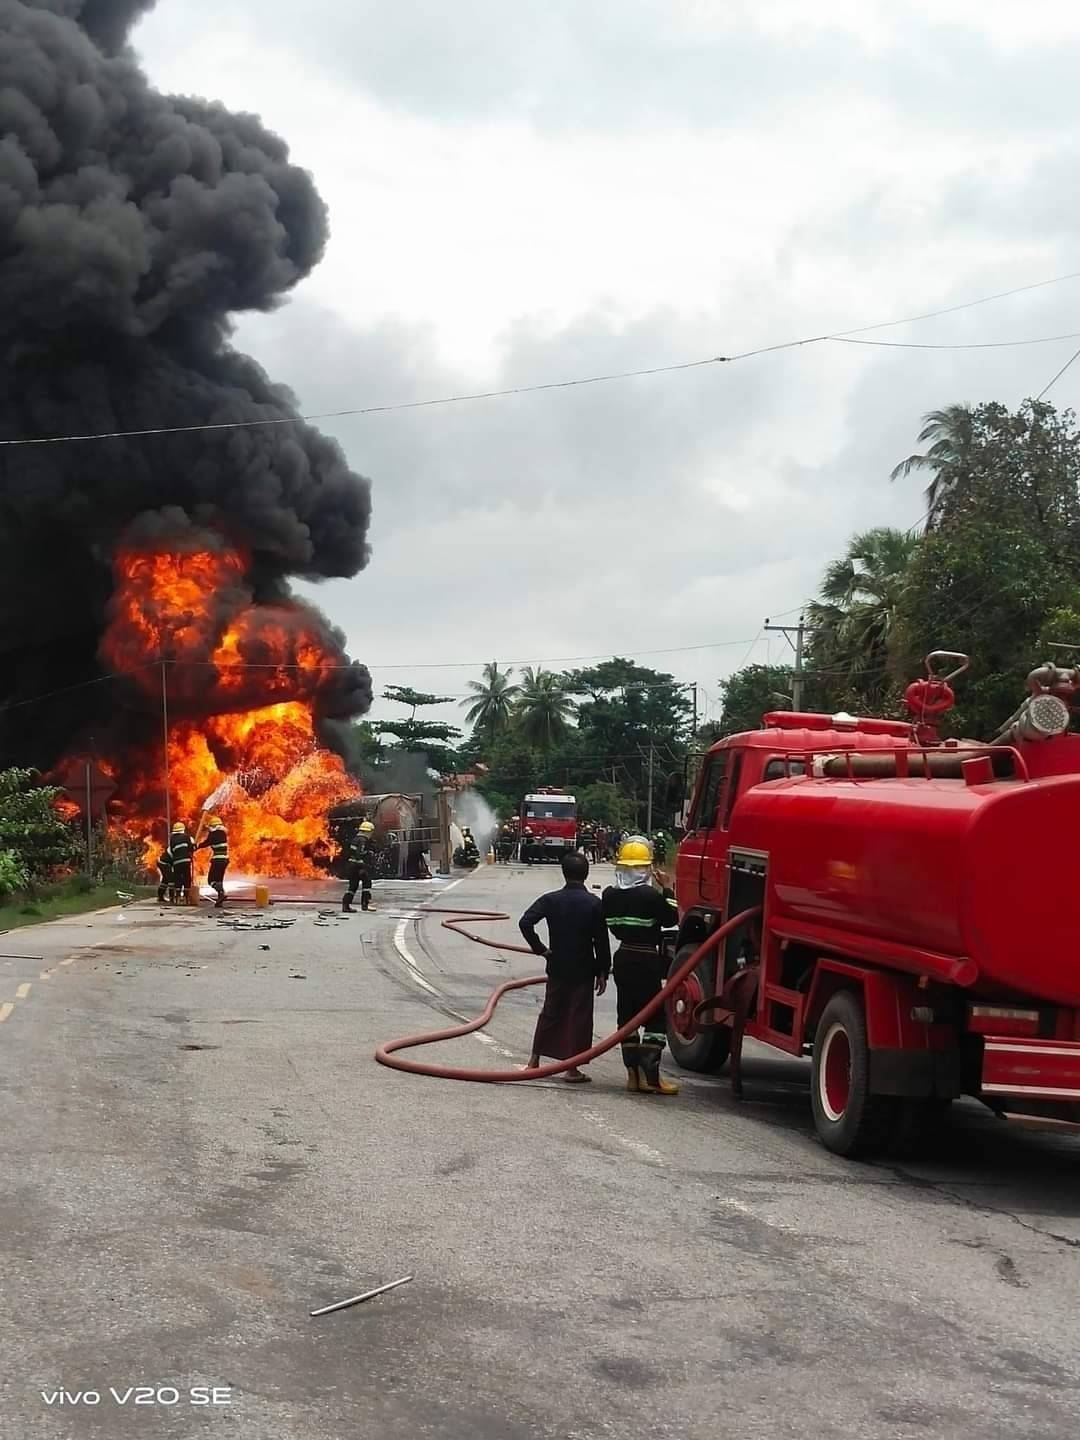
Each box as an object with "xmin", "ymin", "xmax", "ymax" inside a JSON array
[{"xmin": 2, "ymin": 861, "xmax": 1080, "ymax": 1438}]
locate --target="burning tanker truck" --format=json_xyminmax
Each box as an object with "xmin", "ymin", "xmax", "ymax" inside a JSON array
[
  {"xmin": 669, "ymin": 654, "xmax": 1080, "ymax": 1156},
  {"xmin": 0, "ymin": 0, "xmax": 374, "ymax": 874}
]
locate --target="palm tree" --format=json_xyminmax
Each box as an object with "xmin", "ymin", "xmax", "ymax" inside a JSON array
[
  {"xmin": 461, "ymin": 662, "xmax": 519, "ymax": 743},
  {"xmin": 807, "ymin": 527, "xmax": 918, "ymax": 696},
  {"xmin": 890, "ymin": 404, "xmax": 974, "ymax": 524},
  {"xmin": 515, "ymin": 667, "xmax": 575, "ymax": 750}
]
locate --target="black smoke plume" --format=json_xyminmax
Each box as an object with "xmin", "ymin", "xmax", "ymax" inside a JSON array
[{"xmin": 0, "ymin": 0, "xmax": 373, "ymax": 764}]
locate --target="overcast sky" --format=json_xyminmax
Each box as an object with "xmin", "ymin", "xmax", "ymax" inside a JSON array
[{"xmin": 132, "ymin": 0, "xmax": 1080, "ymax": 735}]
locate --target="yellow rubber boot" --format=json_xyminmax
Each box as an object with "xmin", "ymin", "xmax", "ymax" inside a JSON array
[{"xmin": 638, "ymin": 1045, "xmax": 680, "ymax": 1096}]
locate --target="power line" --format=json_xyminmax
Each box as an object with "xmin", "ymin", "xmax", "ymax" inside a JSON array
[
  {"xmin": 0, "ymin": 661, "xmax": 160, "ymax": 712},
  {"xmin": 1037, "ymin": 344, "xmax": 1080, "ymax": 401},
  {"xmin": 835, "ymin": 330, "xmax": 1080, "ymax": 351},
  {"xmin": 3, "ymin": 270, "xmax": 1080, "ymax": 448},
  {"xmin": 170, "ymin": 638, "xmax": 758, "ymax": 670}
]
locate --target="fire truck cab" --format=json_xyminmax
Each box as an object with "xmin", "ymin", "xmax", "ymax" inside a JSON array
[
  {"xmin": 669, "ymin": 658, "xmax": 1080, "ymax": 1157},
  {"xmin": 520, "ymin": 789, "xmax": 578, "ymax": 863}
]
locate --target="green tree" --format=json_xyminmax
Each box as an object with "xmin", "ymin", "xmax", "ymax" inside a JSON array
[
  {"xmin": 806, "ymin": 527, "xmax": 919, "ymax": 707},
  {"xmin": 893, "ymin": 401, "xmax": 1080, "ymax": 736},
  {"xmin": 577, "ymin": 780, "xmax": 633, "ymax": 828},
  {"xmin": 0, "ymin": 767, "xmax": 79, "ymax": 877},
  {"xmin": 890, "ymin": 403, "xmax": 975, "ymax": 524},
  {"xmin": 566, "ymin": 659, "xmax": 693, "ymax": 828},
  {"xmin": 515, "ymin": 667, "xmax": 575, "ymax": 750},
  {"xmin": 376, "ymin": 687, "xmax": 462, "ymax": 774},
  {"xmin": 461, "ymin": 662, "xmax": 519, "ymax": 744},
  {"xmin": 718, "ymin": 663, "xmax": 795, "ymax": 734}
]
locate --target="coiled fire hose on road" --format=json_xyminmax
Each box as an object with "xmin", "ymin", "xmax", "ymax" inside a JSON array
[{"xmin": 374, "ymin": 905, "xmax": 760, "ymax": 1083}]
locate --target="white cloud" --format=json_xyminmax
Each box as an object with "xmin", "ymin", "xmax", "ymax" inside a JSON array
[{"xmin": 130, "ymin": 0, "xmax": 1080, "ymax": 732}]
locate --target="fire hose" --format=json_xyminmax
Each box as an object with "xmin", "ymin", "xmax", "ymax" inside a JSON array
[{"xmin": 374, "ymin": 905, "xmax": 760, "ymax": 1083}]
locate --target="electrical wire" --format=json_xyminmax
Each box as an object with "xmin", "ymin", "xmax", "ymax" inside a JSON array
[
  {"xmin": 1036, "ymin": 344, "xmax": 1080, "ymax": 401},
  {"xmin": 834, "ymin": 331, "xmax": 1080, "ymax": 351},
  {"xmin": 0, "ymin": 661, "xmax": 160, "ymax": 712},
  {"xmin": 3, "ymin": 271, "xmax": 1080, "ymax": 447}
]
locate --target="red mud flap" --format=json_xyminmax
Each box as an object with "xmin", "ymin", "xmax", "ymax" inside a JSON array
[{"xmin": 981, "ymin": 1035, "xmax": 1080, "ymax": 1103}]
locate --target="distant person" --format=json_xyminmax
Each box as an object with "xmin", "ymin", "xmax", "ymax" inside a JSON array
[
  {"xmin": 602, "ymin": 837, "xmax": 680, "ymax": 1095},
  {"xmin": 519, "ymin": 852, "xmax": 610, "ymax": 1084},
  {"xmin": 497, "ymin": 823, "xmax": 515, "ymax": 864},
  {"xmin": 196, "ymin": 814, "xmax": 229, "ymax": 909}
]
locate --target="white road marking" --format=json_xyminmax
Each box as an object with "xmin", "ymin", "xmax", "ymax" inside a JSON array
[
  {"xmin": 15, "ymin": 983, "xmax": 30, "ymax": 999},
  {"xmin": 0, "ymin": 1002, "xmax": 13, "ymax": 1023},
  {"xmin": 391, "ymin": 915, "xmax": 440, "ymax": 997},
  {"xmin": 580, "ymin": 1106, "xmax": 665, "ymax": 1166}
]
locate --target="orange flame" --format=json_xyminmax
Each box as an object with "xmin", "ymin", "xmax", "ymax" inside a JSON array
[{"xmin": 88, "ymin": 541, "xmax": 361, "ymax": 877}]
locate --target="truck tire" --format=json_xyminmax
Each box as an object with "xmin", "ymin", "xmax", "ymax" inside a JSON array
[
  {"xmin": 665, "ymin": 944, "xmax": 731, "ymax": 1073},
  {"xmin": 810, "ymin": 989, "xmax": 897, "ymax": 1158}
]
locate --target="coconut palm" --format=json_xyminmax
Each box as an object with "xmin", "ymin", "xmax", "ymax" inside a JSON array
[
  {"xmin": 890, "ymin": 404, "xmax": 974, "ymax": 524},
  {"xmin": 807, "ymin": 527, "xmax": 918, "ymax": 695},
  {"xmin": 461, "ymin": 662, "xmax": 519, "ymax": 743},
  {"xmin": 515, "ymin": 667, "xmax": 575, "ymax": 750}
]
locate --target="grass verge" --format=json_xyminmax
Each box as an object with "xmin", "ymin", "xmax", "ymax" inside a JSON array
[{"xmin": 0, "ymin": 881, "xmax": 156, "ymax": 931}]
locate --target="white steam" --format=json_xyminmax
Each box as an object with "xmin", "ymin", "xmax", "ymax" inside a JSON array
[{"xmin": 453, "ymin": 790, "xmax": 499, "ymax": 855}]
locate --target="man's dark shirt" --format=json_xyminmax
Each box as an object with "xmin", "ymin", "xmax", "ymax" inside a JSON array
[
  {"xmin": 601, "ymin": 882, "xmax": 679, "ymax": 952},
  {"xmin": 519, "ymin": 882, "xmax": 611, "ymax": 982}
]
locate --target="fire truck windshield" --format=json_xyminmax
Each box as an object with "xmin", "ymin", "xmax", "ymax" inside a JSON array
[{"xmin": 525, "ymin": 801, "xmax": 575, "ymax": 819}]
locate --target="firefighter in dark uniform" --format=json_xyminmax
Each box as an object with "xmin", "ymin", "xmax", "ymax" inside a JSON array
[
  {"xmin": 343, "ymin": 820, "xmax": 377, "ymax": 912},
  {"xmin": 196, "ymin": 815, "xmax": 229, "ymax": 908},
  {"xmin": 156, "ymin": 837, "xmax": 173, "ymax": 904},
  {"xmin": 497, "ymin": 823, "xmax": 515, "ymax": 864},
  {"xmin": 601, "ymin": 836, "xmax": 680, "ymax": 1095},
  {"xmin": 167, "ymin": 821, "xmax": 193, "ymax": 905}
]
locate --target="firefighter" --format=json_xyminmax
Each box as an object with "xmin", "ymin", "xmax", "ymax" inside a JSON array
[
  {"xmin": 601, "ymin": 836, "xmax": 680, "ymax": 1095},
  {"xmin": 343, "ymin": 820, "xmax": 377, "ymax": 912},
  {"xmin": 156, "ymin": 836, "xmax": 173, "ymax": 904},
  {"xmin": 196, "ymin": 815, "xmax": 229, "ymax": 908},
  {"xmin": 167, "ymin": 821, "xmax": 193, "ymax": 905},
  {"xmin": 652, "ymin": 830, "xmax": 669, "ymax": 865},
  {"xmin": 580, "ymin": 822, "xmax": 597, "ymax": 863},
  {"xmin": 521, "ymin": 824, "xmax": 536, "ymax": 865},
  {"xmin": 497, "ymin": 822, "xmax": 515, "ymax": 864}
]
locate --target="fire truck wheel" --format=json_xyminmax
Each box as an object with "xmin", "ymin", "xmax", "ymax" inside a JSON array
[
  {"xmin": 665, "ymin": 944, "xmax": 730, "ymax": 1073},
  {"xmin": 810, "ymin": 989, "xmax": 897, "ymax": 1158}
]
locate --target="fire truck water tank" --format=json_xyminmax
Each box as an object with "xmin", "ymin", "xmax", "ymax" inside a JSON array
[{"xmin": 732, "ymin": 773, "xmax": 1080, "ymax": 1006}]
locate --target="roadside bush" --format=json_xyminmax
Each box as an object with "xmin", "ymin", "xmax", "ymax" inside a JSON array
[{"xmin": 0, "ymin": 848, "xmax": 29, "ymax": 900}]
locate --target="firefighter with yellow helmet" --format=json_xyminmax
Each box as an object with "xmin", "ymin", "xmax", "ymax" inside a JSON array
[
  {"xmin": 343, "ymin": 820, "xmax": 378, "ymax": 912},
  {"xmin": 166, "ymin": 820, "xmax": 194, "ymax": 905},
  {"xmin": 196, "ymin": 815, "xmax": 230, "ymax": 908},
  {"xmin": 601, "ymin": 835, "xmax": 680, "ymax": 1095}
]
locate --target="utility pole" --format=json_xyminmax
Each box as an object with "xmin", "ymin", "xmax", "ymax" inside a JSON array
[
  {"xmin": 764, "ymin": 614, "xmax": 810, "ymax": 711},
  {"xmin": 646, "ymin": 743, "xmax": 654, "ymax": 835},
  {"xmin": 84, "ymin": 759, "xmax": 93, "ymax": 876},
  {"xmin": 161, "ymin": 659, "xmax": 171, "ymax": 831}
]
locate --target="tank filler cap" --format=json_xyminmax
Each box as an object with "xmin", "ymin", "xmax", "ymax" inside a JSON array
[{"xmin": 831, "ymin": 712, "xmax": 858, "ymax": 728}]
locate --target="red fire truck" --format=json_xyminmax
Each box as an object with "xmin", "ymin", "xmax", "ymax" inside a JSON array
[
  {"xmin": 520, "ymin": 788, "xmax": 577, "ymax": 863},
  {"xmin": 668, "ymin": 653, "xmax": 1080, "ymax": 1156}
]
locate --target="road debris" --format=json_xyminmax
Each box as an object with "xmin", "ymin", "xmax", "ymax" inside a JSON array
[{"xmin": 310, "ymin": 1275, "xmax": 413, "ymax": 1318}]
